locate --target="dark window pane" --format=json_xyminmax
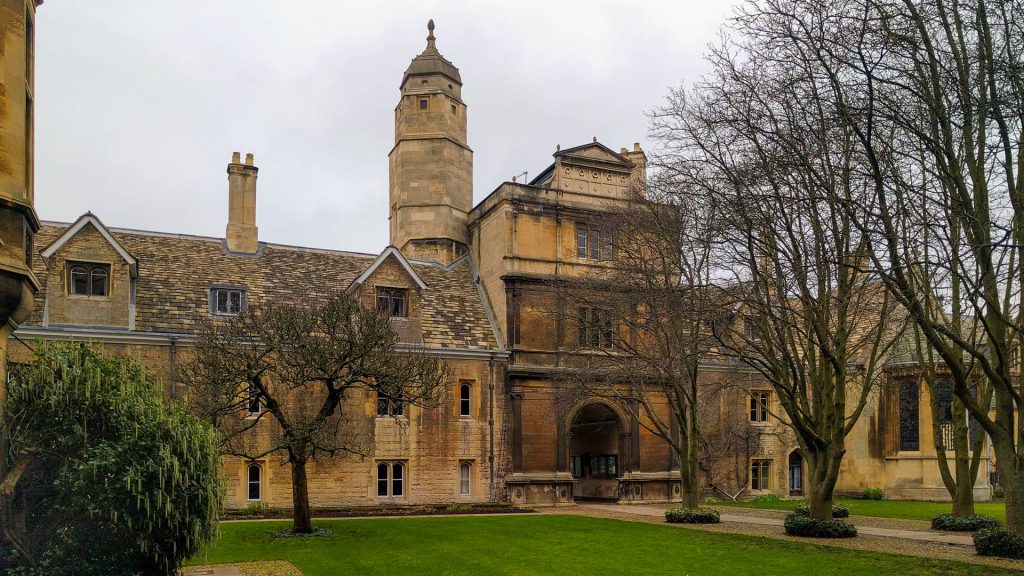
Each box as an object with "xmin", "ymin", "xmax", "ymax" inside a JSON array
[
  {"xmin": 377, "ymin": 463, "xmax": 389, "ymax": 497},
  {"xmin": 247, "ymin": 381, "xmax": 260, "ymax": 414},
  {"xmin": 577, "ymin": 227, "xmax": 587, "ymax": 258},
  {"xmin": 90, "ymin": 268, "xmax": 107, "ymax": 296},
  {"xmin": 936, "ymin": 379, "xmax": 953, "ymax": 424},
  {"xmin": 217, "ymin": 290, "xmax": 228, "ymax": 313},
  {"xmin": 229, "ymin": 291, "xmax": 241, "ymax": 313},
  {"xmin": 71, "ymin": 266, "xmax": 88, "ymax": 294},
  {"xmin": 377, "ymin": 395, "xmax": 389, "ymax": 417},
  {"xmin": 578, "ymin": 308, "xmax": 587, "ymax": 347},
  {"xmin": 590, "ymin": 229, "xmax": 600, "ymax": 259},
  {"xmin": 391, "ymin": 291, "xmax": 405, "ymax": 316},
  {"xmin": 247, "ymin": 465, "xmax": 261, "ymax": 500},
  {"xmin": 602, "ymin": 234, "xmax": 613, "ymax": 260},
  {"xmin": 392, "ymin": 463, "xmax": 404, "ymax": 497},
  {"xmin": 899, "ymin": 380, "xmax": 920, "ymax": 451},
  {"xmin": 460, "ymin": 384, "xmax": 470, "ymax": 417}
]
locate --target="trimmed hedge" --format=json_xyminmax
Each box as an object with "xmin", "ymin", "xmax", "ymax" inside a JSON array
[
  {"xmin": 793, "ymin": 503, "xmax": 849, "ymax": 519},
  {"xmin": 974, "ymin": 527, "xmax": 1024, "ymax": 559},
  {"xmin": 665, "ymin": 507, "xmax": 721, "ymax": 524},
  {"xmin": 930, "ymin": 514, "xmax": 1000, "ymax": 532},
  {"xmin": 783, "ymin": 513, "xmax": 857, "ymax": 538}
]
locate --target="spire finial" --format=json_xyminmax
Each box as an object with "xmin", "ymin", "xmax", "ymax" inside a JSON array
[{"xmin": 426, "ymin": 19, "xmax": 436, "ymax": 49}]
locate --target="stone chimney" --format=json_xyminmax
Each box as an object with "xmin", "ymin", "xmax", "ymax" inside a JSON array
[
  {"xmin": 622, "ymin": 142, "xmax": 647, "ymax": 196},
  {"xmin": 226, "ymin": 152, "xmax": 259, "ymax": 254}
]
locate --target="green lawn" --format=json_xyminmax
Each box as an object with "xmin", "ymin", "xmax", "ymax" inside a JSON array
[
  {"xmin": 716, "ymin": 499, "xmax": 1007, "ymax": 522},
  {"xmin": 188, "ymin": 515, "xmax": 1007, "ymax": 575}
]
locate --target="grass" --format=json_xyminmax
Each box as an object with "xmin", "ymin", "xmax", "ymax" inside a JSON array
[
  {"xmin": 188, "ymin": 515, "xmax": 1005, "ymax": 575},
  {"xmin": 716, "ymin": 499, "xmax": 1007, "ymax": 522}
]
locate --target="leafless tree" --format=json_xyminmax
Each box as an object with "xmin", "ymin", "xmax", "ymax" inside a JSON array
[
  {"xmin": 698, "ymin": 382, "xmax": 763, "ymax": 501},
  {"xmin": 648, "ymin": 4, "xmax": 903, "ymax": 520},
  {"xmin": 183, "ymin": 293, "xmax": 449, "ymax": 533},
  {"xmin": 555, "ymin": 183, "xmax": 722, "ymax": 509}
]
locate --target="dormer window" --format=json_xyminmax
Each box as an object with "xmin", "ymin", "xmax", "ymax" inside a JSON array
[
  {"xmin": 210, "ymin": 286, "xmax": 246, "ymax": 316},
  {"xmin": 377, "ymin": 287, "xmax": 408, "ymax": 317},
  {"xmin": 68, "ymin": 262, "xmax": 109, "ymax": 297}
]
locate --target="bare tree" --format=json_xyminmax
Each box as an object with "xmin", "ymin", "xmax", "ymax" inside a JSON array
[
  {"xmin": 698, "ymin": 382, "xmax": 763, "ymax": 501},
  {"xmin": 555, "ymin": 184, "xmax": 721, "ymax": 509},
  {"xmin": 184, "ymin": 293, "xmax": 449, "ymax": 533},
  {"xmin": 725, "ymin": 0, "xmax": 1024, "ymax": 528},
  {"xmin": 649, "ymin": 6, "xmax": 903, "ymax": 520}
]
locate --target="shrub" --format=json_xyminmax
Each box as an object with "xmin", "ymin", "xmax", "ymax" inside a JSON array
[
  {"xmin": 752, "ymin": 493, "xmax": 781, "ymax": 503},
  {"xmin": 784, "ymin": 513, "xmax": 857, "ymax": 538},
  {"xmin": 862, "ymin": 488, "xmax": 886, "ymax": 500},
  {"xmin": 1, "ymin": 343, "xmax": 222, "ymax": 576},
  {"xmin": 931, "ymin": 514, "xmax": 1001, "ymax": 532},
  {"xmin": 665, "ymin": 507, "xmax": 721, "ymax": 524},
  {"xmin": 238, "ymin": 501, "xmax": 271, "ymax": 517},
  {"xmin": 703, "ymin": 497, "xmax": 722, "ymax": 505},
  {"xmin": 793, "ymin": 503, "xmax": 849, "ymax": 518},
  {"xmin": 974, "ymin": 527, "xmax": 1024, "ymax": 559}
]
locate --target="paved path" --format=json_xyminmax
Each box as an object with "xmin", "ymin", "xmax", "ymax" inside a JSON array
[
  {"xmin": 579, "ymin": 503, "xmax": 975, "ymax": 546},
  {"xmin": 181, "ymin": 567, "xmax": 243, "ymax": 576}
]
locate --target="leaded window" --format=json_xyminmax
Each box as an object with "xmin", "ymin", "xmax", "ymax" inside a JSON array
[
  {"xmin": 211, "ymin": 287, "xmax": 246, "ymax": 315},
  {"xmin": 750, "ymin": 391, "xmax": 770, "ymax": 422},
  {"xmin": 899, "ymin": 380, "xmax": 920, "ymax": 451}
]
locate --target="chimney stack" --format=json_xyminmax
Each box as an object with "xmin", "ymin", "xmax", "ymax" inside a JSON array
[{"xmin": 226, "ymin": 151, "xmax": 259, "ymax": 254}]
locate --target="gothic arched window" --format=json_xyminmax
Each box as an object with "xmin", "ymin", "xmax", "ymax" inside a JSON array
[{"xmin": 899, "ymin": 380, "xmax": 920, "ymax": 451}]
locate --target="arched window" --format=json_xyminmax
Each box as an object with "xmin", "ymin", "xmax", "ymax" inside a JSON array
[
  {"xmin": 460, "ymin": 383, "xmax": 471, "ymax": 418},
  {"xmin": 392, "ymin": 462, "xmax": 404, "ymax": 497},
  {"xmin": 89, "ymin": 267, "xmax": 107, "ymax": 296},
  {"xmin": 247, "ymin": 463, "xmax": 262, "ymax": 501},
  {"xmin": 460, "ymin": 462, "xmax": 471, "ymax": 496},
  {"xmin": 70, "ymin": 265, "xmax": 88, "ymax": 294},
  {"xmin": 376, "ymin": 463, "xmax": 389, "ymax": 497},
  {"xmin": 899, "ymin": 380, "xmax": 920, "ymax": 451},
  {"xmin": 788, "ymin": 451, "xmax": 803, "ymax": 496},
  {"xmin": 377, "ymin": 462, "xmax": 406, "ymax": 498}
]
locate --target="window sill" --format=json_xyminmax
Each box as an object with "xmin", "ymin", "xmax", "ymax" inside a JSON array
[{"xmin": 67, "ymin": 294, "xmax": 110, "ymax": 301}]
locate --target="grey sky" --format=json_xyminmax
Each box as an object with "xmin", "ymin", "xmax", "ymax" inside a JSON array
[{"xmin": 35, "ymin": 1, "xmax": 739, "ymax": 254}]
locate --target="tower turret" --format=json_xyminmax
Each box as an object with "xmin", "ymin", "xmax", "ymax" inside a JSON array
[{"xmin": 389, "ymin": 20, "xmax": 472, "ymax": 264}]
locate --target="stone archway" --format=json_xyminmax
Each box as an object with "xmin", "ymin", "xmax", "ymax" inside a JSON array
[{"xmin": 569, "ymin": 402, "xmax": 624, "ymax": 501}]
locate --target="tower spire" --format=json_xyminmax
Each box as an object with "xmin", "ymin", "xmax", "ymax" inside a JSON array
[{"xmin": 426, "ymin": 19, "xmax": 436, "ymax": 51}]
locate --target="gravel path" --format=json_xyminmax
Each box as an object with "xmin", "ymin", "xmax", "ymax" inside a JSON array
[{"xmin": 541, "ymin": 503, "xmax": 1024, "ymax": 573}]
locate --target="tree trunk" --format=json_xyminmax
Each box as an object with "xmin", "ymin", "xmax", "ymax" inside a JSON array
[
  {"xmin": 996, "ymin": 443, "xmax": 1024, "ymax": 535},
  {"xmin": 951, "ymin": 476, "xmax": 975, "ymax": 517},
  {"xmin": 805, "ymin": 450, "xmax": 841, "ymax": 522},
  {"xmin": 290, "ymin": 457, "xmax": 313, "ymax": 534},
  {"xmin": 678, "ymin": 403, "xmax": 702, "ymax": 509}
]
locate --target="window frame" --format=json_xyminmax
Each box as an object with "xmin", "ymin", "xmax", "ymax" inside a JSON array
[
  {"xmin": 245, "ymin": 380, "xmax": 261, "ymax": 417},
  {"xmin": 247, "ymin": 463, "xmax": 262, "ymax": 501},
  {"xmin": 577, "ymin": 307, "xmax": 614, "ymax": 350},
  {"xmin": 210, "ymin": 285, "xmax": 247, "ymax": 316},
  {"xmin": 459, "ymin": 462, "xmax": 471, "ymax": 496},
  {"xmin": 459, "ymin": 382, "xmax": 472, "ymax": 418},
  {"xmin": 376, "ymin": 461, "xmax": 407, "ymax": 499},
  {"xmin": 575, "ymin": 223, "xmax": 613, "ymax": 261},
  {"xmin": 898, "ymin": 379, "xmax": 920, "ymax": 452},
  {"xmin": 749, "ymin": 390, "xmax": 770, "ymax": 423},
  {"xmin": 376, "ymin": 286, "xmax": 408, "ymax": 318},
  {"xmin": 376, "ymin": 390, "xmax": 405, "ymax": 418},
  {"xmin": 67, "ymin": 261, "xmax": 111, "ymax": 297},
  {"xmin": 750, "ymin": 459, "xmax": 771, "ymax": 491}
]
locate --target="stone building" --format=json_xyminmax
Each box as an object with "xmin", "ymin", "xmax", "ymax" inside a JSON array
[{"xmin": 8, "ymin": 20, "xmax": 989, "ymax": 508}]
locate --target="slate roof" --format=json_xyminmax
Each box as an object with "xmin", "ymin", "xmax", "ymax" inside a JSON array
[{"xmin": 28, "ymin": 222, "xmax": 499, "ymax": 351}]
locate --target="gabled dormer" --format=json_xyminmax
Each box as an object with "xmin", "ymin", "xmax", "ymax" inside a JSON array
[
  {"xmin": 347, "ymin": 246, "xmax": 427, "ymax": 344},
  {"xmin": 39, "ymin": 213, "xmax": 137, "ymax": 328}
]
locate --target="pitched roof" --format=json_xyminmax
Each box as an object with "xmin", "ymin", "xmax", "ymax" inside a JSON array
[
  {"xmin": 347, "ymin": 246, "xmax": 427, "ymax": 292},
  {"xmin": 28, "ymin": 221, "xmax": 499, "ymax": 351},
  {"xmin": 40, "ymin": 213, "xmax": 138, "ymax": 276}
]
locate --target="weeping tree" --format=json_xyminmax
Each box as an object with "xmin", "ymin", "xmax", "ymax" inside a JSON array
[
  {"xmin": 184, "ymin": 292, "xmax": 449, "ymax": 534},
  {"xmin": 556, "ymin": 184, "xmax": 722, "ymax": 509},
  {"xmin": 649, "ymin": 4, "xmax": 903, "ymax": 520},
  {"xmin": 0, "ymin": 342, "xmax": 221, "ymax": 576}
]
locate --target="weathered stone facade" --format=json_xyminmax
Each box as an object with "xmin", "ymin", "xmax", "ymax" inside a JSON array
[{"xmin": 7, "ymin": 19, "xmax": 988, "ymax": 511}]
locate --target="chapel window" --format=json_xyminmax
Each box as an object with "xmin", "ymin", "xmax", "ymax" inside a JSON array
[{"xmin": 899, "ymin": 379, "xmax": 920, "ymax": 451}]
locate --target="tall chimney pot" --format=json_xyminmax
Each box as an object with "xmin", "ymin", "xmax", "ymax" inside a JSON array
[{"xmin": 226, "ymin": 152, "xmax": 259, "ymax": 254}]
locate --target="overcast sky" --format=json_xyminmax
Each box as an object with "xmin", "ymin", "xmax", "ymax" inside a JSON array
[{"xmin": 35, "ymin": 1, "xmax": 740, "ymax": 254}]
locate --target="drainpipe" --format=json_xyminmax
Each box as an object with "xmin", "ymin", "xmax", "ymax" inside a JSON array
[
  {"xmin": 488, "ymin": 355, "xmax": 495, "ymax": 502},
  {"xmin": 169, "ymin": 336, "xmax": 178, "ymax": 398}
]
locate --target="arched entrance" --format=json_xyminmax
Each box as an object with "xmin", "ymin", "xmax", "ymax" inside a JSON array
[
  {"xmin": 788, "ymin": 450, "xmax": 804, "ymax": 496},
  {"xmin": 569, "ymin": 402, "xmax": 623, "ymax": 501}
]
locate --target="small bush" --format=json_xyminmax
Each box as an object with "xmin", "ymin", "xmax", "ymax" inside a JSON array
[
  {"xmin": 237, "ymin": 501, "xmax": 270, "ymax": 517},
  {"xmin": 784, "ymin": 513, "xmax": 857, "ymax": 538},
  {"xmin": 793, "ymin": 503, "xmax": 849, "ymax": 519},
  {"xmin": 665, "ymin": 507, "xmax": 721, "ymax": 524},
  {"xmin": 974, "ymin": 527, "xmax": 1024, "ymax": 559},
  {"xmin": 862, "ymin": 488, "xmax": 886, "ymax": 500},
  {"xmin": 752, "ymin": 493, "xmax": 781, "ymax": 503},
  {"xmin": 703, "ymin": 497, "xmax": 722, "ymax": 505},
  {"xmin": 931, "ymin": 514, "xmax": 1000, "ymax": 532}
]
